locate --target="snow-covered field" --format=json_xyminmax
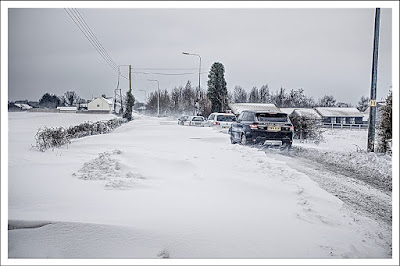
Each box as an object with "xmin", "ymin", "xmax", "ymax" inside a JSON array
[{"xmin": 3, "ymin": 112, "xmax": 396, "ymax": 263}]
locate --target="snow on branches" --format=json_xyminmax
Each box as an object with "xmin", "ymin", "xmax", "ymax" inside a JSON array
[{"xmin": 34, "ymin": 118, "xmax": 127, "ymax": 152}]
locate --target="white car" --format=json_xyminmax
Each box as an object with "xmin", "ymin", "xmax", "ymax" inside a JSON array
[
  {"xmin": 206, "ymin": 113, "xmax": 237, "ymax": 129},
  {"xmin": 184, "ymin": 116, "xmax": 205, "ymax": 126}
]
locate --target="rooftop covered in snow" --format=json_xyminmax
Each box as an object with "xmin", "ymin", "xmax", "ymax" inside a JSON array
[
  {"xmin": 314, "ymin": 107, "xmax": 363, "ymax": 118},
  {"xmin": 228, "ymin": 103, "xmax": 281, "ymax": 115},
  {"xmin": 292, "ymin": 108, "xmax": 322, "ymax": 119}
]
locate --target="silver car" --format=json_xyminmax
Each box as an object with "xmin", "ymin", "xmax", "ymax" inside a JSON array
[
  {"xmin": 206, "ymin": 113, "xmax": 237, "ymax": 129},
  {"xmin": 184, "ymin": 116, "xmax": 205, "ymax": 126}
]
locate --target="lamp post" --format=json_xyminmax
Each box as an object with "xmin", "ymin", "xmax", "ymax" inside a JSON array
[
  {"xmin": 147, "ymin": 79, "xmax": 160, "ymax": 117},
  {"xmin": 182, "ymin": 52, "xmax": 201, "ymax": 115},
  {"xmin": 116, "ymin": 64, "xmax": 131, "ymax": 114}
]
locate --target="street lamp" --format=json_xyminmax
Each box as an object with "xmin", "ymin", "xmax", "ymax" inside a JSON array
[
  {"xmin": 147, "ymin": 79, "xmax": 160, "ymax": 117},
  {"xmin": 182, "ymin": 52, "xmax": 201, "ymax": 115}
]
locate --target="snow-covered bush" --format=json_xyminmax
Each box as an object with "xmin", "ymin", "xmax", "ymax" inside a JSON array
[
  {"xmin": 34, "ymin": 118, "xmax": 127, "ymax": 151},
  {"xmin": 376, "ymin": 91, "xmax": 392, "ymax": 154},
  {"xmin": 35, "ymin": 126, "xmax": 71, "ymax": 152},
  {"xmin": 289, "ymin": 114, "xmax": 324, "ymax": 143}
]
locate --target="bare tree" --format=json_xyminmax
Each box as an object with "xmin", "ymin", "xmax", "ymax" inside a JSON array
[{"xmin": 64, "ymin": 91, "xmax": 80, "ymax": 106}]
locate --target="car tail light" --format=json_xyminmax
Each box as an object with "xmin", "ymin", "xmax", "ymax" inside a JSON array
[
  {"xmin": 250, "ymin": 124, "xmax": 258, "ymax": 129},
  {"xmin": 213, "ymin": 122, "xmax": 220, "ymax": 125}
]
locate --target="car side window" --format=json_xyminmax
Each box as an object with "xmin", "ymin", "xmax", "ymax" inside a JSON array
[
  {"xmin": 237, "ymin": 112, "xmax": 244, "ymax": 121},
  {"xmin": 209, "ymin": 114, "xmax": 214, "ymax": 120},
  {"xmin": 247, "ymin": 112, "xmax": 255, "ymax": 121},
  {"xmin": 243, "ymin": 112, "xmax": 251, "ymax": 121}
]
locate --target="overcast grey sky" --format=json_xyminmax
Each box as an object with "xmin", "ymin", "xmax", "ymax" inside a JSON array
[{"xmin": 6, "ymin": 5, "xmax": 394, "ymax": 105}]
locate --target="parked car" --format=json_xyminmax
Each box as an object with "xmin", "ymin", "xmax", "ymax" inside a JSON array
[
  {"xmin": 184, "ymin": 116, "xmax": 205, "ymax": 126},
  {"xmin": 206, "ymin": 113, "xmax": 237, "ymax": 129},
  {"xmin": 229, "ymin": 110, "xmax": 293, "ymax": 148},
  {"xmin": 178, "ymin": 115, "xmax": 189, "ymax": 125}
]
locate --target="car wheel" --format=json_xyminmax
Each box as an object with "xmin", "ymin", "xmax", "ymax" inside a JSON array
[
  {"xmin": 230, "ymin": 134, "xmax": 237, "ymax": 144},
  {"xmin": 240, "ymin": 134, "xmax": 247, "ymax": 145}
]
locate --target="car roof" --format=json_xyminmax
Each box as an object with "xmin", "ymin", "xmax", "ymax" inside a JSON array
[{"xmin": 211, "ymin": 112, "xmax": 235, "ymax": 116}]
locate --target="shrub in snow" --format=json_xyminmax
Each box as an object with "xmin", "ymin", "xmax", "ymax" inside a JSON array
[
  {"xmin": 157, "ymin": 249, "xmax": 170, "ymax": 258},
  {"xmin": 34, "ymin": 118, "xmax": 127, "ymax": 151},
  {"xmin": 35, "ymin": 126, "xmax": 71, "ymax": 152},
  {"xmin": 289, "ymin": 114, "xmax": 324, "ymax": 143},
  {"xmin": 376, "ymin": 91, "xmax": 392, "ymax": 154}
]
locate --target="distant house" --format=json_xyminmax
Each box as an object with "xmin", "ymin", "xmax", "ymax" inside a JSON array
[
  {"xmin": 9, "ymin": 103, "xmax": 33, "ymax": 112},
  {"xmin": 57, "ymin": 106, "xmax": 77, "ymax": 113},
  {"xmin": 136, "ymin": 106, "xmax": 146, "ymax": 113},
  {"xmin": 88, "ymin": 97, "xmax": 121, "ymax": 113},
  {"xmin": 314, "ymin": 107, "xmax": 365, "ymax": 129}
]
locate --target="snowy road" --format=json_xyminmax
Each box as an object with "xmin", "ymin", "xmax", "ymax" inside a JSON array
[{"xmin": 7, "ymin": 112, "xmax": 392, "ymax": 259}]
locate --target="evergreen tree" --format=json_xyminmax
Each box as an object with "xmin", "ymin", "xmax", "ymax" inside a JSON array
[
  {"xmin": 377, "ymin": 91, "xmax": 392, "ymax": 153},
  {"xmin": 123, "ymin": 89, "xmax": 135, "ymax": 121},
  {"xmin": 207, "ymin": 62, "xmax": 228, "ymax": 112},
  {"xmin": 39, "ymin": 93, "xmax": 61, "ymax": 108},
  {"xmin": 357, "ymin": 96, "xmax": 370, "ymax": 112}
]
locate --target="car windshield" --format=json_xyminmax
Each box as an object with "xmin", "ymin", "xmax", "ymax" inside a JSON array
[
  {"xmin": 256, "ymin": 113, "xmax": 288, "ymax": 122},
  {"xmin": 216, "ymin": 115, "xmax": 236, "ymax": 122},
  {"xmin": 192, "ymin": 117, "xmax": 204, "ymax": 121}
]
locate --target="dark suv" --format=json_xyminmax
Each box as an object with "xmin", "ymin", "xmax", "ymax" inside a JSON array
[{"xmin": 229, "ymin": 110, "xmax": 293, "ymax": 148}]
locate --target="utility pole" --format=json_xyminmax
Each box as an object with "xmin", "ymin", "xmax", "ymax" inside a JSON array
[
  {"xmin": 367, "ymin": 8, "xmax": 381, "ymax": 152},
  {"xmin": 182, "ymin": 52, "xmax": 201, "ymax": 115},
  {"xmin": 129, "ymin": 65, "xmax": 132, "ymax": 93}
]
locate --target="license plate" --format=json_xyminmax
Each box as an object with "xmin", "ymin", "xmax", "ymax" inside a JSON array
[
  {"xmin": 222, "ymin": 125, "xmax": 229, "ymax": 128},
  {"xmin": 264, "ymin": 140, "xmax": 282, "ymax": 146},
  {"xmin": 268, "ymin": 126, "xmax": 281, "ymax": 131}
]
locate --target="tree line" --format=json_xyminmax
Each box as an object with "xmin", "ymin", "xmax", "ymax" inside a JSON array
[{"xmin": 144, "ymin": 62, "xmax": 367, "ymax": 117}]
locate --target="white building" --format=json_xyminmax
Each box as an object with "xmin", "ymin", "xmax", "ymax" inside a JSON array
[
  {"xmin": 57, "ymin": 106, "xmax": 77, "ymax": 113},
  {"xmin": 88, "ymin": 97, "xmax": 121, "ymax": 113}
]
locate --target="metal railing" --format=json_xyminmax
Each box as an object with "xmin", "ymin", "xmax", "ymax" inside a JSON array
[{"xmin": 322, "ymin": 123, "xmax": 368, "ymax": 129}]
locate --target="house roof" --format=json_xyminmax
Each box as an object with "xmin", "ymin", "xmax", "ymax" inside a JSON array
[
  {"xmin": 228, "ymin": 103, "xmax": 281, "ymax": 115},
  {"xmin": 90, "ymin": 97, "xmax": 114, "ymax": 105},
  {"xmin": 103, "ymin": 97, "xmax": 113, "ymax": 105},
  {"xmin": 292, "ymin": 108, "xmax": 322, "ymax": 119},
  {"xmin": 314, "ymin": 107, "xmax": 363, "ymax": 117}
]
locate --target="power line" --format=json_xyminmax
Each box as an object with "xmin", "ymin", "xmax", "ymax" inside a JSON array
[
  {"xmin": 64, "ymin": 8, "xmax": 118, "ymax": 73},
  {"xmin": 133, "ymin": 68, "xmax": 208, "ymax": 71},
  {"xmin": 133, "ymin": 71, "xmax": 208, "ymax": 76},
  {"xmin": 71, "ymin": 8, "xmax": 118, "ymax": 70}
]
